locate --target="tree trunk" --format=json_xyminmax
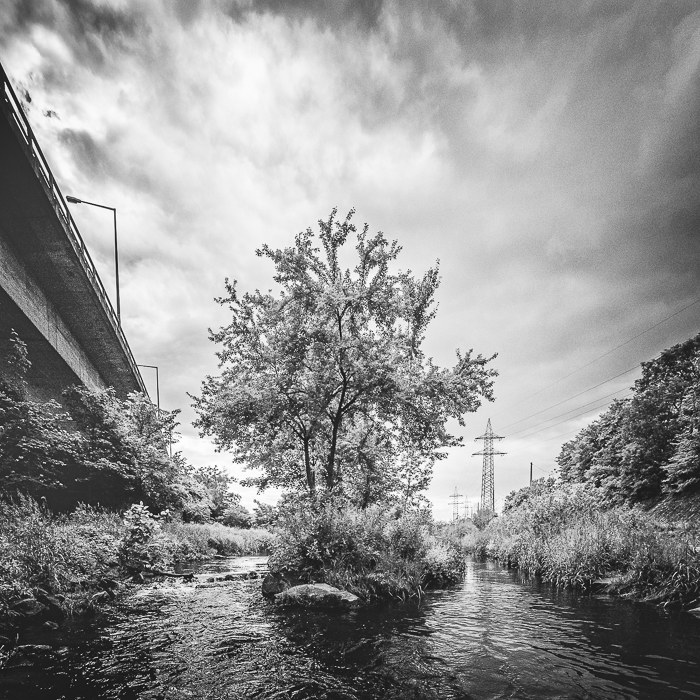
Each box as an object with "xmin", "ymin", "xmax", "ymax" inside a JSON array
[{"xmin": 303, "ymin": 438, "xmax": 315, "ymax": 494}]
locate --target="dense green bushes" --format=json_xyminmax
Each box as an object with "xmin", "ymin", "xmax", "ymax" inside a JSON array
[
  {"xmin": 268, "ymin": 499, "xmax": 465, "ymax": 600},
  {"xmin": 464, "ymin": 481, "xmax": 700, "ymax": 607}
]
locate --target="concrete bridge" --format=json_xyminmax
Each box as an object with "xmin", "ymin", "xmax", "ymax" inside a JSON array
[{"xmin": 0, "ymin": 62, "xmax": 146, "ymax": 402}]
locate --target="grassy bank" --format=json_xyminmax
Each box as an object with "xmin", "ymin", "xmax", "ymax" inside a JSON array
[
  {"xmin": 268, "ymin": 500, "xmax": 465, "ymax": 601},
  {"xmin": 0, "ymin": 496, "xmax": 274, "ymax": 633},
  {"xmin": 461, "ymin": 483, "xmax": 700, "ymax": 609}
]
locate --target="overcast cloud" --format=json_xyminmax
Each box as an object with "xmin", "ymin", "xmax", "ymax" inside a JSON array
[{"xmin": 2, "ymin": 0, "xmax": 699, "ymax": 518}]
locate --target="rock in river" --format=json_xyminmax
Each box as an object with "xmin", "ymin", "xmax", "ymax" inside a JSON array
[{"xmin": 274, "ymin": 583, "xmax": 360, "ymax": 609}]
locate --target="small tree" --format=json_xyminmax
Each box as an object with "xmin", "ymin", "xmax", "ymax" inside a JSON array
[{"xmin": 193, "ymin": 209, "xmax": 497, "ymax": 504}]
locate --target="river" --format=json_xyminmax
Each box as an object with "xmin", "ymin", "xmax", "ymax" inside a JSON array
[{"xmin": 2, "ymin": 556, "xmax": 700, "ymax": 699}]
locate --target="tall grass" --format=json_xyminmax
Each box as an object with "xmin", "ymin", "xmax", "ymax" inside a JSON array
[
  {"xmin": 0, "ymin": 496, "xmax": 275, "ymax": 623},
  {"xmin": 269, "ymin": 500, "xmax": 465, "ymax": 601},
  {"xmin": 0, "ymin": 496, "xmax": 123, "ymax": 617},
  {"xmin": 163, "ymin": 521, "xmax": 276, "ymax": 558},
  {"xmin": 462, "ymin": 483, "xmax": 700, "ymax": 608}
]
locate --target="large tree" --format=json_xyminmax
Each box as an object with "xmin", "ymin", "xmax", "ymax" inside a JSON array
[{"xmin": 193, "ymin": 209, "xmax": 497, "ymax": 504}]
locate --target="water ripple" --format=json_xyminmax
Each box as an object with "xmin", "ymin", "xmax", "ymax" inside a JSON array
[{"xmin": 3, "ymin": 557, "xmax": 700, "ymax": 699}]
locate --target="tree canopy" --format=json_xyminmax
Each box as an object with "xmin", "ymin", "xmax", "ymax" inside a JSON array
[
  {"xmin": 557, "ymin": 331, "xmax": 700, "ymax": 503},
  {"xmin": 193, "ymin": 209, "xmax": 497, "ymax": 506}
]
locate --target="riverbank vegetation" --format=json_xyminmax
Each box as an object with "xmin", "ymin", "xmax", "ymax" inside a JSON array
[
  {"xmin": 0, "ymin": 331, "xmax": 274, "ymax": 634},
  {"xmin": 193, "ymin": 210, "xmax": 497, "ymax": 598},
  {"xmin": 466, "ymin": 332, "xmax": 700, "ymax": 609},
  {"xmin": 463, "ymin": 480, "xmax": 700, "ymax": 607},
  {"xmin": 0, "ymin": 495, "xmax": 273, "ymax": 638},
  {"xmin": 268, "ymin": 498, "xmax": 464, "ymax": 600}
]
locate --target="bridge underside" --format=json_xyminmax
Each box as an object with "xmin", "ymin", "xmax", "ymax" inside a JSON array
[{"xmin": 0, "ymin": 65, "xmax": 145, "ymax": 403}]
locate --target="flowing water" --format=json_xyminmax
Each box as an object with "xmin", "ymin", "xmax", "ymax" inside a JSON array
[{"xmin": 2, "ymin": 556, "xmax": 700, "ymax": 699}]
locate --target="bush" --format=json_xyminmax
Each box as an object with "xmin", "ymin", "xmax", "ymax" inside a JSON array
[
  {"xmin": 268, "ymin": 499, "xmax": 464, "ymax": 600},
  {"xmin": 118, "ymin": 503, "xmax": 175, "ymax": 571},
  {"xmin": 0, "ymin": 496, "xmax": 123, "ymax": 620},
  {"xmin": 464, "ymin": 481, "xmax": 700, "ymax": 607}
]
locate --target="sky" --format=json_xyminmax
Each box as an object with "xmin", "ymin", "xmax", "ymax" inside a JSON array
[{"xmin": 1, "ymin": 0, "xmax": 699, "ymax": 520}]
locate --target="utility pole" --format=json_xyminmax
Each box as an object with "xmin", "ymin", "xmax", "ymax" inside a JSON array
[
  {"xmin": 473, "ymin": 419, "xmax": 506, "ymax": 514},
  {"xmin": 449, "ymin": 487, "xmax": 463, "ymax": 521},
  {"xmin": 530, "ymin": 462, "xmax": 533, "ymax": 486}
]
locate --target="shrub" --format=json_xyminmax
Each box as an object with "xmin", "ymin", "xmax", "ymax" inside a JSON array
[
  {"xmin": 464, "ymin": 481, "xmax": 700, "ymax": 607},
  {"xmin": 117, "ymin": 503, "xmax": 175, "ymax": 571},
  {"xmin": 0, "ymin": 496, "xmax": 123, "ymax": 621},
  {"xmin": 268, "ymin": 499, "xmax": 464, "ymax": 600}
]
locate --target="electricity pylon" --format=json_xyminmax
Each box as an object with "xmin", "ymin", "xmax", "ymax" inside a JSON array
[
  {"xmin": 449, "ymin": 487, "xmax": 463, "ymax": 521},
  {"xmin": 473, "ymin": 419, "xmax": 505, "ymax": 513}
]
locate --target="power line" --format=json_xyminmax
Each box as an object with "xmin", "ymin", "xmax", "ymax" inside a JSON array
[
  {"xmin": 508, "ymin": 426, "xmax": 582, "ymax": 453},
  {"xmin": 500, "ymin": 363, "xmax": 641, "ymax": 431},
  {"xmin": 508, "ymin": 391, "xmax": 632, "ymax": 443},
  {"xmin": 506, "ymin": 386, "xmax": 631, "ymax": 437},
  {"xmin": 491, "ymin": 296, "xmax": 700, "ymax": 419}
]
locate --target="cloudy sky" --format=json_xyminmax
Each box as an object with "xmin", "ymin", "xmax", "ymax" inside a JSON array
[{"xmin": 2, "ymin": 0, "xmax": 699, "ymax": 519}]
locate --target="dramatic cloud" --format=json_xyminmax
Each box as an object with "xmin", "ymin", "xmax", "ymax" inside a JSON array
[{"xmin": 1, "ymin": 0, "xmax": 699, "ymax": 517}]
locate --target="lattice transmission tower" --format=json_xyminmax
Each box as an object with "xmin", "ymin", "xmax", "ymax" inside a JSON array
[
  {"xmin": 449, "ymin": 487, "xmax": 463, "ymax": 521},
  {"xmin": 473, "ymin": 419, "xmax": 505, "ymax": 513}
]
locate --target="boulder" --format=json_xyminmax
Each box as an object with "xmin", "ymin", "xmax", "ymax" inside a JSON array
[
  {"xmin": 274, "ymin": 583, "xmax": 360, "ymax": 609},
  {"xmin": 261, "ymin": 573, "xmax": 290, "ymax": 597},
  {"xmin": 11, "ymin": 598, "xmax": 48, "ymax": 621},
  {"xmin": 33, "ymin": 592, "xmax": 65, "ymax": 621}
]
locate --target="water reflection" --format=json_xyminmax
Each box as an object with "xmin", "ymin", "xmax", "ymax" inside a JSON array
[{"xmin": 1, "ymin": 557, "xmax": 700, "ymax": 699}]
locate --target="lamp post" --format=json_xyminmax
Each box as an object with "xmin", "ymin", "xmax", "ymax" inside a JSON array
[
  {"xmin": 65, "ymin": 196, "xmax": 120, "ymax": 323},
  {"xmin": 137, "ymin": 364, "xmax": 171, "ymax": 457},
  {"xmin": 137, "ymin": 364, "xmax": 159, "ymax": 411}
]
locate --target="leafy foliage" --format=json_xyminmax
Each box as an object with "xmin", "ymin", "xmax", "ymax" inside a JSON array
[
  {"xmin": 0, "ymin": 334, "xmax": 236, "ymax": 515},
  {"xmin": 557, "ymin": 332, "xmax": 700, "ymax": 504},
  {"xmin": 118, "ymin": 503, "xmax": 174, "ymax": 571},
  {"xmin": 0, "ymin": 495, "xmax": 122, "ymax": 615},
  {"xmin": 268, "ymin": 497, "xmax": 464, "ymax": 599},
  {"xmin": 193, "ymin": 209, "xmax": 497, "ymax": 506}
]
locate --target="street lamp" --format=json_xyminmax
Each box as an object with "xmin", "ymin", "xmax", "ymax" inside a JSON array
[
  {"xmin": 137, "ymin": 364, "xmax": 159, "ymax": 411},
  {"xmin": 65, "ymin": 196, "xmax": 120, "ymax": 323},
  {"xmin": 137, "ymin": 364, "xmax": 171, "ymax": 457}
]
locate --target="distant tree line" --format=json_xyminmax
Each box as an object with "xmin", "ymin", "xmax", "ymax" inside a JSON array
[
  {"xmin": 0, "ymin": 329, "xmax": 264, "ymax": 525},
  {"xmin": 555, "ymin": 332, "xmax": 700, "ymax": 504}
]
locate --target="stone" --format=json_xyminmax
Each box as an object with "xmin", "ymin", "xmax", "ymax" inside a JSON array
[
  {"xmin": 11, "ymin": 598, "xmax": 47, "ymax": 620},
  {"xmin": 274, "ymin": 583, "xmax": 360, "ymax": 609},
  {"xmin": 33, "ymin": 592, "xmax": 65, "ymax": 621},
  {"xmin": 42, "ymin": 621, "xmax": 60, "ymax": 630},
  {"xmin": 261, "ymin": 573, "xmax": 290, "ymax": 597}
]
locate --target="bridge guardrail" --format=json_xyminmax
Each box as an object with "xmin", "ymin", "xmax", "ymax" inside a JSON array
[{"xmin": 0, "ymin": 63, "xmax": 146, "ymax": 395}]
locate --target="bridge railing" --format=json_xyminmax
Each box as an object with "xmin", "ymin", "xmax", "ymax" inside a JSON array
[{"xmin": 0, "ymin": 63, "xmax": 146, "ymax": 395}]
